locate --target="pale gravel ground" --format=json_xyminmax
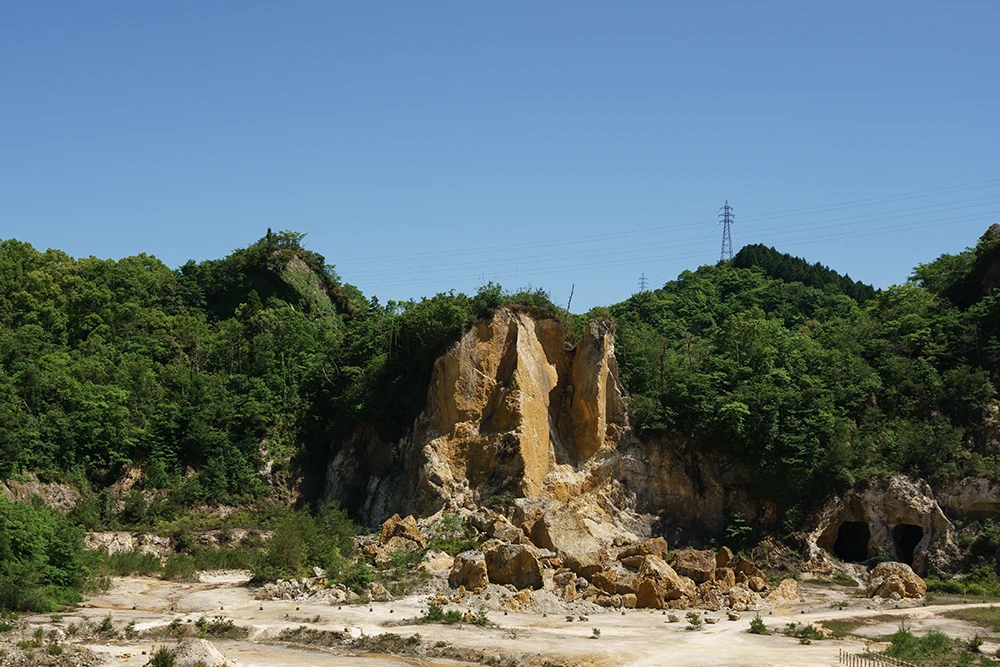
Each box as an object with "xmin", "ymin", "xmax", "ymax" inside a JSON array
[{"xmin": 16, "ymin": 575, "xmax": 1000, "ymax": 667}]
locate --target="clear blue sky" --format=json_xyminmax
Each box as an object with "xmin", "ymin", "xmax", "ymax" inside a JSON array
[{"xmin": 3, "ymin": 2, "xmax": 998, "ymax": 312}]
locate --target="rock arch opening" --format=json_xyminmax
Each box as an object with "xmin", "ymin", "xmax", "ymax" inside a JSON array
[
  {"xmin": 833, "ymin": 521, "xmax": 870, "ymax": 562},
  {"xmin": 893, "ymin": 524, "xmax": 923, "ymax": 566}
]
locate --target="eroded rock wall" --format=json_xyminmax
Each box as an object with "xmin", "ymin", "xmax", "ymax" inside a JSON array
[
  {"xmin": 325, "ymin": 308, "xmax": 630, "ymax": 526},
  {"xmin": 805, "ymin": 476, "xmax": 958, "ymax": 576}
]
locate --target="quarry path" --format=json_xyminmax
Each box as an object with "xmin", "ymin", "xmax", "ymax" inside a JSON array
[{"xmin": 18, "ymin": 575, "xmax": 1000, "ymax": 666}]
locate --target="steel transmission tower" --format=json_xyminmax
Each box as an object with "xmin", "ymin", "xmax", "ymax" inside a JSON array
[
  {"xmin": 638, "ymin": 273, "xmax": 649, "ymax": 291},
  {"xmin": 720, "ymin": 200, "xmax": 735, "ymax": 261}
]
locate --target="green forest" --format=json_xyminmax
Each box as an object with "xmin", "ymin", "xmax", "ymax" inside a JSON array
[{"xmin": 3, "ymin": 226, "xmax": 1000, "ymax": 610}]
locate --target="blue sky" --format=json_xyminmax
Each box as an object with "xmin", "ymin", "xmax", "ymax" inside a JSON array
[{"xmin": 2, "ymin": 2, "xmax": 998, "ymax": 312}]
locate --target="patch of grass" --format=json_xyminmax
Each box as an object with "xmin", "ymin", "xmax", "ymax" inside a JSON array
[
  {"xmin": 163, "ymin": 554, "xmax": 198, "ymax": 581},
  {"xmin": 193, "ymin": 616, "xmax": 248, "ymax": 639},
  {"xmin": 926, "ymin": 565, "xmax": 1000, "ymax": 599},
  {"xmin": 485, "ymin": 492, "xmax": 516, "ymax": 512},
  {"xmin": 350, "ymin": 632, "xmax": 419, "ymax": 654},
  {"xmin": 97, "ymin": 614, "xmax": 115, "ymax": 635},
  {"xmin": 422, "ymin": 603, "xmax": 463, "ymax": 624},
  {"xmin": 833, "ymin": 573, "xmax": 859, "ymax": 588},
  {"xmin": 884, "ymin": 628, "xmax": 953, "ymax": 662},
  {"xmin": 377, "ymin": 547, "xmax": 432, "ymax": 598},
  {"xmin": 782, "ymin": 622, "xmax": 825, "ymax": 641},
  {"xmin": 189, "ymin": 546, "xmax": 256, "ymax": 571},
  {"xmin": 426, "ymin": 537, "xmax": 477, "ymax": 557},
  {"xmin": 149, "ymin": 646, "xmax": 176, "ymax": 667},
  {"xmin": 943, "ymin": 606, "xmax": 1000, "ymax": 632}
]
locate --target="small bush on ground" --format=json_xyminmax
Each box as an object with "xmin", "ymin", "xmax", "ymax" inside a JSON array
[
  {"xmin": 748, "ymin": 615, "xmax": 769, "ymax": 635},
  {"xmin": 149, "ymin": 646, "xmax": 176, "ymax": 667}
]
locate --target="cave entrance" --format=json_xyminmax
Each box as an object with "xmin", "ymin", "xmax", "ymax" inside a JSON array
[
  {"xmin": 833, "ymin": 521, "xmax": 871, "ymax": 562},
  {"xmin": 893, "ymin": 524, "xmax": 923, "ymax": 566}
]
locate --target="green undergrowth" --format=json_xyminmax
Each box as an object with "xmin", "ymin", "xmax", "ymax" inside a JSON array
[
  {"xmin": 926, "ymin": 565, "xmax": 1000, "ymax": 599},
  {"xmin": 414, "ymin": 603, "xmax": 494, "ymax": 627},
  {"xmin": 881, "ymin": 627, "xmax": 996, "ymax": 665}
]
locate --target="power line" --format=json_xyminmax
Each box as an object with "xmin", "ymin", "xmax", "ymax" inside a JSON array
[
  {"xmin": 341, "ymin": 177, "xmax": 1000, "ymax": 271},
  {"xmin": 720, "ymin": 200, "xmax": 734, "ymax": 261},
  {"xmin": 370, "ymin": 208, "xmax": 996, "ymax": 289},
  {"xmin": 346, "ymin": 189, "xmax": 1000, "ymax": 282}
]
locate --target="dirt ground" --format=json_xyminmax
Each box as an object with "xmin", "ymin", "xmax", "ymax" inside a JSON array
[{"xmin": 11, "ymin": 575, "xmax": 1000, "ymax": 667}]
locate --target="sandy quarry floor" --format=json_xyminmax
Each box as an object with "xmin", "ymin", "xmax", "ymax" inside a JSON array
[{"xmin": 11, "ymin": 575, "xmax": 1000, "ymax": 666}]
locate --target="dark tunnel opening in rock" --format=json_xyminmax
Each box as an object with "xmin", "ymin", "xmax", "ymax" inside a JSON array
[
  {"xmin": 833, "ymin": 521, "xmax": 871, "ymax": 562},
  {"xmin": 893, "ymin": 524, "xmax": 923, "ymax": 566}
]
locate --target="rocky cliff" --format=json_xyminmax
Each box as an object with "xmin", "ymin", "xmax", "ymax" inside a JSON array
[
  {"xmin": 325, "ymin": 307, "xmax": 981, "ymax": 575},
  {"xmin": 326, "ymin": 307, "xmax": 631, "ymax": 525},
  {"xmin": 325, "ymin": 307, "xmax": 766, "ymax": 540}
]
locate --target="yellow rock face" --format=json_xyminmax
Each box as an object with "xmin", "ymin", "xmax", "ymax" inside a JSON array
[{"xmin": 415, "ymin": 308, "xmax": 627, "ymax": 510}]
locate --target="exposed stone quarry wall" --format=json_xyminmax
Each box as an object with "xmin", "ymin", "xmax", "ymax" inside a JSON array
[{"xmin": 326, "ymin": 308, "xmax": 630, "ymax": 526}]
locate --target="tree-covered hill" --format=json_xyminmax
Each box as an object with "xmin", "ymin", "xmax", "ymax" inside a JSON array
[
  {"xmin": 3, "ymin": 225, "xmax": 1000, "ymax": 610},
  {"xmin": 0, "ymin": 232, "xmax": 555, "ymax": 509},
  {"xmin": 3, "ymin": 226, "xmax": 1000, "ymax": 527},
  {"xmin": 732, "ymin": 243, "xmax": 877, "ymax": 304},
  {"xmin": 609, "ymin": 226, "xmax": 1000, "ymax": 520}
]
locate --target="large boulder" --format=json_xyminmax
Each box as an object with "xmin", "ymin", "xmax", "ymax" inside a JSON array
[
  {"xmin": 866, "ymin": 561, "xmax": 926, "ymax": 599},
  {"xmin": 530, "ymin": 507, "xmax": 607, "ymax": 577},
  {"xmin": 669, "ymin": 549, "xmax": 717, "ymax": 584},
  {"xmin": 618, "ymin": 537, "xmax": 668, "ymax": 561},
  {"xmin": 637, "ymin": 555, "xmax": 696, "ymax": 601},
  {"xmin": 766, "ymin": 578, "xmax": 800, "ymax": 604},
  {"xmin": 484, "ymin": 543, "xmax": 544, "ymax": 590},
  {"xmin": 486, "ymin": 516, "xmax": 525, "ymax": 544},
  {"xmin": 727, "ymin": 584, "xmax": 763, "ymax": 611},
  {"xmin": 635, "ymin": 579, "xmax": 665, "ymax": 609},
  {"xmin": 715, "ymin": 567, "xmax": 736, "ymax": 592},
  {"xmin": 419, "ymin": 549, "xmax": 455, "ymax": 574},
  {"xmin": 380, "ymin": 514, "xmax": 425, "ymax": 547},
  {"xmin": 449, "ymin": 551, "xmax": 489, "ymax": 592},
  {"xmin": 374, "ymin": 534, "xmax": 423, "ymax": 569},
  {"xmin": 591, "ymin": 570, "xmax": 618, "ymax": 595}
]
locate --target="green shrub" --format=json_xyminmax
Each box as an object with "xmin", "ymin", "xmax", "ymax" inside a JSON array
[
  {"xmin": 163, "ymin": 554, "xmax": 197, "ymax": 582},
  {"xmin": 339, "ymin": 561, "xmax": 374, "ymax": 595},
  {"xmin": 782, "ymin": 622, "xmax": 824, "ymax": 641},
  {"xmin": 748, "ymin": 615, "xmax": 768, "ymax": 635},
  {"xmin": 426, "ymin": 537, "xmax": 477, "ymax": 557},
  {"xmin": 98, "ymin": 614, "xmax": 114, "ymax": 635},
  {"xmin": 885, "ymin": 628, "xmax": 953, "ymax": 661},
  {"xmin": 149, "ymin": 646, "xmax": 176, "ymax": 667},
  {"xmin": 0, "ymin": 496, "xmax": 84, "ymax": 612},
  {"xmin": 250, "ymin": 506, "xmax": 355, "ymax": 583}
]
